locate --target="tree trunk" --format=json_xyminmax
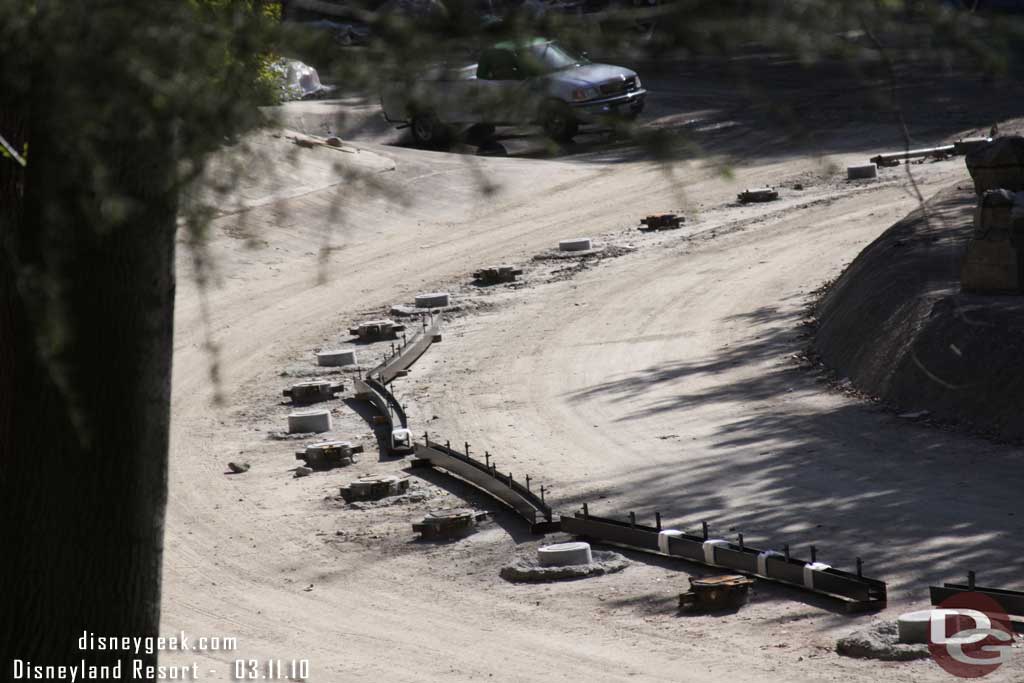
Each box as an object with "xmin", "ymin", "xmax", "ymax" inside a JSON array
[{"xmin": 0, "ymin": 8, "xmax": 176, "ymax": 678}]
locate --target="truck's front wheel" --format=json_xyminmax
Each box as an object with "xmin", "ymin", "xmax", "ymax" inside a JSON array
[
  {"xmin": 410, "ymin": 111, "xmax": 448, "ymax": 148},
  {"xmin": 541, "ymin": 102, "xmax": 578, "ymax": 143}
]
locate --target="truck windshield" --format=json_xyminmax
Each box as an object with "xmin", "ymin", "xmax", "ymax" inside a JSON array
[{"xmin": 522, "ymin": 42, "xmax": 587, "ymax": 74}]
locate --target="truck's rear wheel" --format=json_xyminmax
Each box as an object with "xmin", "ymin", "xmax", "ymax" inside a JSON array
[
  {"xmin": 541, "ymin": 102, "xmax": 578, "ymax": 143},
  {"xmin": 410, "ymin": 111, "xmax": 448, "ymax": 148}
]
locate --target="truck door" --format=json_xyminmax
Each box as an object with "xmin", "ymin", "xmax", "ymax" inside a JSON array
[{"xmin": 475, "ymin": 48, "xmax": 532, "ymax": 124}]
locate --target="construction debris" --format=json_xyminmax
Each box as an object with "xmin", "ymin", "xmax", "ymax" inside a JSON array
[
  {"xmin": 412, "ymin": 508, "xmax": 487, "ymax": 539},
  {"xmin": 283, "ymin": 379, "xmax": 344, "ymax": 405},
  {"xmin": 639, "ymin": 213, "xmax": 683, "ymax": 231},
  {"xmin": 870, "ymin": 145, "xmax": 955, "ymax": 167},
  {"xmin": 349, "ymin": 319, "xmax": 405, "ymax": 341},
  {"xmin": 953, "ymin": 136, "xmax": 992, "ymax": 156},
  {"xmin": 473, "ymin": 265, "xmax": 523, "ymax": 285},
  {"xmin": 738, "ymin": 187, "xmax": 779, "ymax": 203},
  {"xmin": 340, "ymin": 475, "xmax": 410, "ymax": 502},
  {"xmin": 679, "ymin": 575, "xmax": 754, "ymax": 612},
  {"xmin": 295, "ymin": 440, "xmax": 363, "ymax": 469}
]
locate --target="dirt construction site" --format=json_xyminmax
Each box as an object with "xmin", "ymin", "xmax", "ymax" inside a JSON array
[{"xmin": 160, "ymin": 54, "xmax": 1024, "ymax": 681}]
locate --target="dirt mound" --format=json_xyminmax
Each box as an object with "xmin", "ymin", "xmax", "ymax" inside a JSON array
[{"xmin": 814, "ymin": 183, "xmax": 1024, "ymax": 439}]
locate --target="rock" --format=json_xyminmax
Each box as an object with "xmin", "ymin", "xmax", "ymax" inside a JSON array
[
  {"xmin": 325, "ymin": 136, "xmax": 343, "ymax": 147},
  {"xmin": 227, "ymin": 462, "xmax": 250, "ymax": 474},
  {"xmin": 294, "ymin": 466, "xmax": 313, "ymax": 478}
]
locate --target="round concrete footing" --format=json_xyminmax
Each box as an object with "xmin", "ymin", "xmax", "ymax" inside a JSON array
[
  {"xmin": 837, "ymin": 621, "xmax": 931, "ymax": 661},
  {"xmin": 501, "ymin": 550, "xmax": 629, "ymax": 582},
  {"xmin": 559, "ymin": 238, "xmax": 593, "ymax": 252},
  {"xmin": 847, "ymin": 163, "xmax": 878, "ymax": 180},
  {"xmin": 317, "ymin": 348, "xmax": 356, "ymax": 367},
  {"xmin": 538, "ymin": 541, "xmax": 593, "ymax": 567},
  {"xmin": 288, "ymin": 409, "xmax": 332, "ymax": 434},
  {"xmin": 416, "ymin": 292, "xmax": 450, "ymax": 308},
  {"xmin": 898, "ymin": 609, "xmax": 952, "ymax": 644}
]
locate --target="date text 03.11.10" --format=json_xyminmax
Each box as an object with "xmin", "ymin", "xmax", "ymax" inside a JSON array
[{"xmin": 233, "ymin": 659, "xmax": 310, "ymax": 680}]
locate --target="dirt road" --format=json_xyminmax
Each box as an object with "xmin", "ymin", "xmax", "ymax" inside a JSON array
[{"xmin": 159, "ymin": 92, "xmax": 1024, "ymax": 681}]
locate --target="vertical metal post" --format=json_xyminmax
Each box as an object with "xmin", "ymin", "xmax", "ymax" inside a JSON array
[
  {"xmin": 525, "ymin": 475, "xmax": 531, "ymax": 491},
  {"xmin": 810, "ymin": 545, "xmax": 817, "ymax": 563},
  {"xmin": 968, "ymin": 571, "xmax": 976, "ymax": 590},
  {"xmin": 582, "ymin": 503, "xmax": 589, "ymax": 519},
  {"xmin": 464, "ymin": 442, "xmax": 470, "ymax": 457},
  {"xmin": 701, "ymin": 521, "xmax": 708, "ymax": 541},
  {"xmin": 629, "ymin": 512, "xmax": 636, "ymax": 528},
  {"xmin": 423, "ymin": 431, "xmax": 429, "ymax": 446},
  {"xmin": 784, "ymin": 544, "xmax": 790, "ymax": 561},
  {"xmin": 445, "ymin": 440, "xmax": 450, "ymax": 451},
  {"xmin": 508, "ymin": 472, "xmax": 513, "ymax": 486},
  {"xmin": 655, "ymin": 512, "xmax": 662, "ymax": 531},
  {"xmin": 738, "ymin": 533, "xmax": 744, "ymax": 550},
  {"xmin": 540, "ymin": 485, "xmax": 546, "ymax": 503},
  {"xmin": 856, "ymin": 557, "xmax": 863, "ymax": 577},
  {"xmin": 484, "ymin": 451, "xmax": 490, "ymax": 467}
]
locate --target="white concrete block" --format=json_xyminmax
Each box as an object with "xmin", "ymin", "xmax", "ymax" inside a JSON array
[
  {"xmin": 415, "ymin": 292, "xmax": 450, "ymax": 308},
  {"xmin": 538, "ymin": 541, "xmax": 593, "ymax": 567},
  {"xmin": 317, "ymin": 348, "xmax": 356, "ymax": 367},
  {"xmin": 288, "ymin": 409, "xmax": 332, "ymax": 433}
]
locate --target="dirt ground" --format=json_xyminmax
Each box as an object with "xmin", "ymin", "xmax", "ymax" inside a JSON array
[{"xmin": 161, "ymin": 56, "xmax": 1024, "ymax": 682}]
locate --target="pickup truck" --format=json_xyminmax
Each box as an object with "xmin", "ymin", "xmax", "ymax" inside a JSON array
[{"xmin": 381, "ymin": 38, "xmax": 646, "ymax": 145}]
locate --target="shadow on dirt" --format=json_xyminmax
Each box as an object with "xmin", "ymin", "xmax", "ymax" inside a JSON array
[{"xmin": 562, "ymin": 289, "xmax": 1024, "ymax": 600}]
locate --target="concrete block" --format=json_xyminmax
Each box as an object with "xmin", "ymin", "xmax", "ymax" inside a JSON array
[
  {"xmin": 415, "ymin": 292, "xmax": 450, "ymax": 308},
  {"xmin": 317, "ymin": 348, "xmax": 356, "ymax": 367},
  {"xmin": 961, "ymin": 239, "xmax": 1019, "ymax": 293},
  {"xmin": 559, "ymin": 238, "xmax": 593, "ymax": 252},
  {"xmin": 538, "ymin": 541, "xmax": 593, "ymax": 567},
  {"xmin": 287, "ymin": 409, "xmax": 332, "ymax": 434},
  {"xmin": 847, "ymin": 163, "xmax": 877, "ymax": 180},
  {"xmin": 738, "ymin": 187, "xmax": 779, "ymax": 203}
]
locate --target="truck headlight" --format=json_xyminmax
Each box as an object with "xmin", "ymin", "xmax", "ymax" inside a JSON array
[
  {"xmin": 634, "ymin": 76, "xmax": 642, "ymax": 89},
  {"xmin": 572, "ymin": 87, "xmax": 596, "ymax": 102}
]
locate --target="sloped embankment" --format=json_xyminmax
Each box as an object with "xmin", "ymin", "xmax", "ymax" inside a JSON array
[{"xmin": 814, "ymin": 183, "xmax": 1024, "ymax": 440}]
